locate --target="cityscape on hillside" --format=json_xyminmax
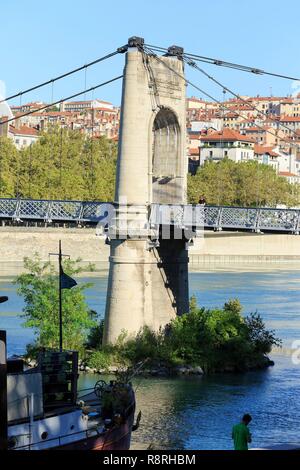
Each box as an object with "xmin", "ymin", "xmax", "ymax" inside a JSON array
[
  {"xmin": 2, "ymin": 0, "xmax": 300, "ymax": 457},
  {"xmin": 1, "ymin": 93, "xmax": 300, "ymax": 184}
]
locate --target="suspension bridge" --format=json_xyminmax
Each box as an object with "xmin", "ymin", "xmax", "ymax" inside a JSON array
[
  {"xmin": 0, "ymin": 197, "xmax": 300, "ymax": 234},
  {"xmin": 1, "ymin": 36, "xmax": 300, "ymax": 342}
]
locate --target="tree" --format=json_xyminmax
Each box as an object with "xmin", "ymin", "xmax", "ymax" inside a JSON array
[
  {"xmin": 187, "ymin": 159, "xmax": 299, "ymax": 207},
  {"xmin": 245, "ymin": 312, "xmax": 282, "ymax": 354},
  {"xmin": 17, "ymin": 126, "xmax": 117, "ymax": 200},
  {"xmin": 15, "ymin": 254, "xmax": 97, "ymax": 354},
  {"xmin": 0, "ymin": 136, "xmax": 19, "ymax": 197}
]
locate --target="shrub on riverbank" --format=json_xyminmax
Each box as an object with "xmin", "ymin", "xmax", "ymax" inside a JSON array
[{"xmin": 86, "ymin": 298, "xmax": 281, "ymax": 374}]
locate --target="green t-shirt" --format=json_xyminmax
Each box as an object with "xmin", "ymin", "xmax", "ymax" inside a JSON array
[{"xmin": 232, "ymin": 423, "xmax": 251, "ymax": 450}]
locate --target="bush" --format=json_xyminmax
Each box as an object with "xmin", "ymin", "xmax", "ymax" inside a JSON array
[
  {"xmin": 86, "ymin": 298, "xmax": 281, "ymax": 374},
  {"xmin": 88, "ymin": 350, "xmax": 112, "ymax": 371},
  {"xmin": 86, "ymin": 320, "xmax": 105, "ymax": 349},
  {"xmin": 118, "ymin": 326, "xmax": 168, "ymax": 364}
]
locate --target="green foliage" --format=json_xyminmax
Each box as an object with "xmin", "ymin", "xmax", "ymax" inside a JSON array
[
  {"xmin": 88, "ymin": 298, "xmax": 281, "ymax": 374},
  {"xmin": 244, "ymin": 312, "xmax": 282, "ymax": 354},
  {"xmin": 0, "ymin": 127, "xmax": 117, "ymax": 200},
  {"xmin": 0, "ymin": 136, "xmax": 20, "ymax": 197},
  {"xmin": 188, "ymin": 159, "xmax": 299, "ymax": 207},
  {"xmin": 115, "ymin": 326, "xmax": 169, "ymax": 365},
  {"xmin": 86, "ymin": 319, "xmax": 105, "ymax": 349},
  {"xmin": 88, "ymin": 349, "xmax": 112, "ymax": 371},
  {"xmin": 15, "ymin": 254, "xmax": 97, "ymax": 353},
  {"xmin": 2, "ymin": 128, "xmax": 299, "ymax": 207}
]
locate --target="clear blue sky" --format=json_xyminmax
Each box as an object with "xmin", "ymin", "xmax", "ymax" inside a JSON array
[{"xmin": 1, "ymin": 0, "xmax": 300, "ymax": 107}]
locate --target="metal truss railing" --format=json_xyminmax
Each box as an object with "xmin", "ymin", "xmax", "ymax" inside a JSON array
[
  {"xmin": 0, "ymin": 198, "xmax": 108, "ymax": 224},
  {"xmin": 150, "ymin": 204, "xmax": 300, "ymax": 234},
  {"xmin": 0, "ymin": 198, "xmax": 299, "ymax": 234}
]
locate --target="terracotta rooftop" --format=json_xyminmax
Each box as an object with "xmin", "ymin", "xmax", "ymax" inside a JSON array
[
  {"xmin": 200, "ymin": 128, "xmax": 255, "ymax": 143},
  {"xmin": 280, "ymin": 115, "xmax": 300, "ymax": 122},
  {"xmin": 189, "ymin": 148, "xmax": 200, "ymax": 156},
  {"xmin": 243, "ymin": 126, "xmax": 265, "ymax": 132},
  {"xmin": 279, "ymin": 171, "xmax": 298, "ymax": 177},
  {"xmin": 9, "ymin": 125, "xmax": 38, "ymax": 136},
  {"xmin": 189, "ymin": 133, "xmax": 201, "ymax": 140},
  {"xmin": 254, "ymin": 145, "xmax": 279, "ymax": 157}
]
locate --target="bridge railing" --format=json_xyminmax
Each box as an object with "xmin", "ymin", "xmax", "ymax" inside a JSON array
[
  {"xmin": 0, "ymin": 198, "xmax": 299, "ymax": 234},
  {"xmin": 205, "ymin": 205, "xmax": 300, "ymax": 233},
  {"xmin": 0, "ymin": 198, "xmax": 108, "ymax": 224},
  {"xmin": 149, "ymin": 203, "xmax": 300, "ymax": 234}
]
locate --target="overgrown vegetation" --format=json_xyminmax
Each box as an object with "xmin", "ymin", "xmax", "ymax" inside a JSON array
[
  {"xmin": 15, "ymin": 254, "xmax": 97, "ymax": 355},
  {"xmin": 85, "ymin": 297, "xmax": 282, "ymax": 374}
]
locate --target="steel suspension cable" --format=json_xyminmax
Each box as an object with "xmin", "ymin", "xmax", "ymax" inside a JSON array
[
  {"xmin": 0, "ymin": 48, "xmax": 127, "ymax": 105},
  {"xmin": 144, "ymin": 43, "xmax": 300, "ymax": 82},
  {"xmin": 0, "ymin": 75, "xmax": 123, "ymax": 126},
  {"xmin": 184, "ymin": 57, "xmax": 300, "ymax": 139},
  {"xmin": 142, "ymin": 46, "xmax": 299, "ymax": 149}
]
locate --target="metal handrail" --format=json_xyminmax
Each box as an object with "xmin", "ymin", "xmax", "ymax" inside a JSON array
[{"xmin": 0, "ymin": 197, "xmax": 299, "ymax": 233}]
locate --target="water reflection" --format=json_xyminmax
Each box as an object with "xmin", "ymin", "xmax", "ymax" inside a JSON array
[
  {"xmin": 78, "ymin": 356, "xmax": 300, "ymax": 450},
  {"xmin": 1, "ymin": 268, "xmax": 300, "ymax": 449}
]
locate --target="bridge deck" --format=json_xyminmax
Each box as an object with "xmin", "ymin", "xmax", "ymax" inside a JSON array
[{"xmin": 0, "ymin": 198, "xmax": 299, "ymax": 234}]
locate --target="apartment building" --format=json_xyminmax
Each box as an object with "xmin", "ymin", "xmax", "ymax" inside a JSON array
[
  {"xmin": 199, "ymin": 128, "xmax": 255, "ymax": 165},
  {"xmin": 60, "ymin": 99, "xmax": 113, "ymax": 113},
  {"xmin": 8, "ymin": 125, "xmax": 39, "ymax": 149}
]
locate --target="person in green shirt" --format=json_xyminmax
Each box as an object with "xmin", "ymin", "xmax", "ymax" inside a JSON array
[{"xmin": 232, "ymin": 414, "xmax": 252, "ymax": 450}]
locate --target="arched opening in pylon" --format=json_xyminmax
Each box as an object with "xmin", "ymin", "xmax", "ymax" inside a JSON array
[{"xmin": 152, "ymin": 107, "xmax": 181, "ymax": 204}]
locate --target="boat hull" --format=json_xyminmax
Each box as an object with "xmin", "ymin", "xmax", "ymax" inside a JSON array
[{"xmin": 53, "ymin": 412, "xmax": 134, "ymax": 450}]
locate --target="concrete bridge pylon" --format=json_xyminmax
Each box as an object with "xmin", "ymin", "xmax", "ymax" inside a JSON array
[{"xmin": 103, "ymin": 37, "xmax": 189, "ymax": 344}]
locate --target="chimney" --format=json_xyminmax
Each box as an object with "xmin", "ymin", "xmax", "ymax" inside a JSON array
[
  {"xmin": 0, "ymin": 117, "xmax": 9, "ymax": 137},
  {"xmin": 14, "ymin": 118, "xmax": 21, "ymax": 130}
]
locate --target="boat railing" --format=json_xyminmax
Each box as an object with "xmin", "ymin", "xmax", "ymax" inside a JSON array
[
  {"xmin": 8, "ymin": 387, "xmax": 136, "ymax": 450},
  {"xmin": 11, "ymin": 426, "xmax": 105, "ymax": 450}
]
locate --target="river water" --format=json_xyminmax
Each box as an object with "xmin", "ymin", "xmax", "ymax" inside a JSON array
[{"xmin": 1, "ymin": 267, "xmax": 300, "ymax": 449}]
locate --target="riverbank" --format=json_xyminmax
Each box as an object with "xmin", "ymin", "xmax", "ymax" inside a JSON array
[
  {"xmin": 77, "ymin": 356, "xmax": 275, "ymax": 377},
  {"xmin": 2, "ymin": 227, "xmax": 300, "ymax": 276}
]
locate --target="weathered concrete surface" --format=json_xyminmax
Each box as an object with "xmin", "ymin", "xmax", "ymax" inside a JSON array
[
  {"xmin": 1, "ymin": 228, "xmax": 300, "ymax": 265},
  {"xmin": 191, "ymin": 232, "xmax": 300, "ymax": 257},
  {"xmin": 0, "ymin": 227, "xmax": 109, "ymax": 276},
  {"xmin": 103, "ymin": 46, "xmax": 188, "ymax": 344},
  {"xmin": 1, "ymin": 228, "xmax": 300, "ymax": 277}
]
